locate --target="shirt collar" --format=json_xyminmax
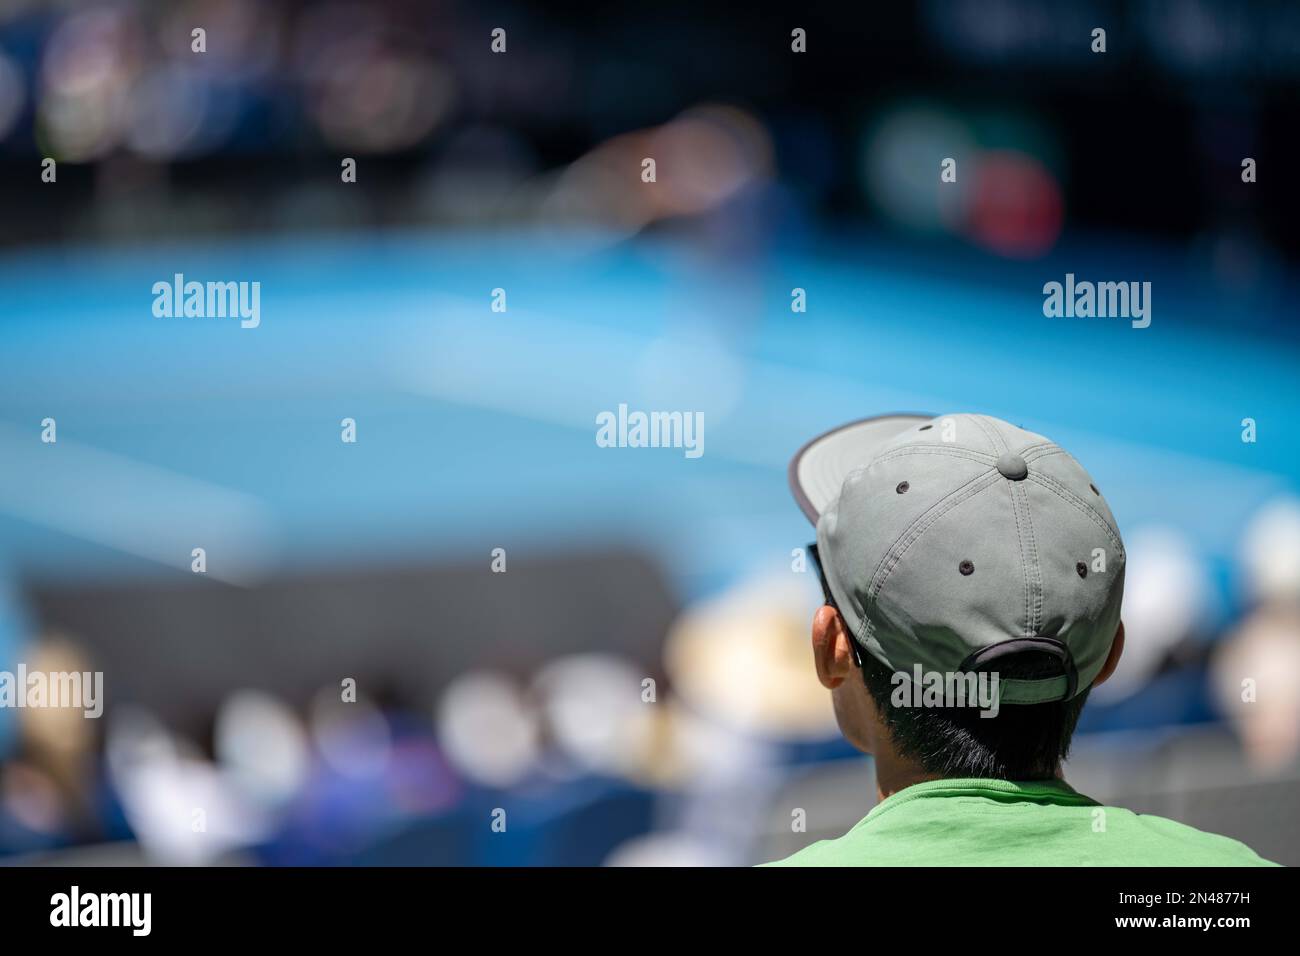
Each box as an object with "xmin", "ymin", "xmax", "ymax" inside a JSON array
[{"xmin": 862, "ymin": 777, "xmax": 1099, "ymax": 826}]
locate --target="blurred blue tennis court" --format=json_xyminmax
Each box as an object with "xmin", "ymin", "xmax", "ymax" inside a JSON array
[{"xmin": 2, "ymin": 228, "xmax": 1295, "ymax": 592}]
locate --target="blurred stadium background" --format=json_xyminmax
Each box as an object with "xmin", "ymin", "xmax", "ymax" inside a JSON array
[{"xmin": 1, "ymin": 0, "xmax": 1299, "ymax": 865}]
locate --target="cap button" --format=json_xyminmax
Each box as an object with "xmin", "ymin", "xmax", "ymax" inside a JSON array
[{"xmin": 996, "ymin": 452, "xmax": 1028, "ymax": 481}]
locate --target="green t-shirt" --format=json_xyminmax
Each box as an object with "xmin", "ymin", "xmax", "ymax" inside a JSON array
[{"xmin": 764, "ymin": 778, "xmax": 1279, "ymax": 867}]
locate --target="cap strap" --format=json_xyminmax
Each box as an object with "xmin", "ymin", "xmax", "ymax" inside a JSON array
[{"xmin": 958, "ymin": 636, "xmax": 1079, "ymax": 702}]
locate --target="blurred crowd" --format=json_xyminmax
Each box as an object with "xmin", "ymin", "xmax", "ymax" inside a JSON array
[{"xmin": 0, "ymin": 0, "xmax": 1294, "ymax": 268}]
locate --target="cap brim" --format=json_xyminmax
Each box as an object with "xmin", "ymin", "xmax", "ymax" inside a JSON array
[{"xmin": 788, "ymin": 413, "xmax": 935, "ymax": 524}]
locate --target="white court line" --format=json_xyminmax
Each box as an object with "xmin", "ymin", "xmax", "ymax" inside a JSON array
[{"xmin": 0, "ymin": 423, "xmax": 278, "ymax": 584}]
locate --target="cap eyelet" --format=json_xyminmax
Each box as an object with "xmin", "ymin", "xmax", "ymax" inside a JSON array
[
  {"xmin": 919, "ymin": 424, "xmax": 932, "ymax": 431},
  {"xmin": 1076, "ymin": 562, "xmax": 1088, "ymax": 578},
  {"xmin": 896, "ymin": 481, "xmax": 909, "ymax": 494},
  {"xmin": 959, "ymin": 560, "xmax": 974, "ymax": 576},
  {"xmin": 1089, "ymin": 484, "xmax": 1099, "ymax": 495}
]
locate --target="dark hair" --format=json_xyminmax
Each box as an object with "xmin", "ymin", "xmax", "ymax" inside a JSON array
[{"xmin": 858, "ymin": 645, "xmax": 1090, "ymax": 780}]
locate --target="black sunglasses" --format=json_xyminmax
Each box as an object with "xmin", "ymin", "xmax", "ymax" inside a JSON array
[{"xmin": 807, "ymin": 541, "xmax": 865, "ymax": 669}]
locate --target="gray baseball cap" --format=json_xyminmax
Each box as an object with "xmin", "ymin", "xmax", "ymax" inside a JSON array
[{"xmin": 789, "ymin": 413, "xmax": 1126, "ymax": 704}]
